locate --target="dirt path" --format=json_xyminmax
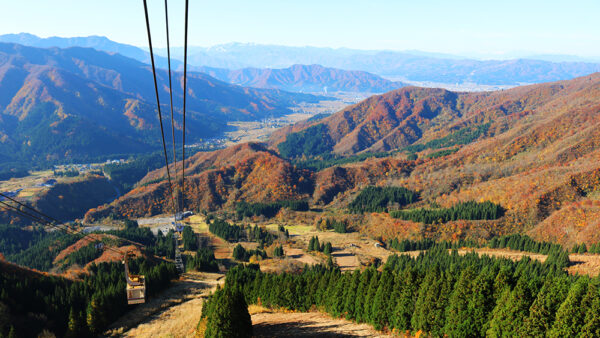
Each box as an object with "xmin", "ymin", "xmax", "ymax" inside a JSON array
[
  {"xmin": 105, "ymin": 271, "xmax": 224, "ymax": 337},
  {"xmin": 252, "ymin": 311, "xmax": 393, "ymax": 337}
]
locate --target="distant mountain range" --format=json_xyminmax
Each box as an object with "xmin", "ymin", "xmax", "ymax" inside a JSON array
[
  {"xmin": 3, "ymin": 34, "xmax": 600, "ymax": 87},
  {"xmin": 0, "ymin": 42, "xmax": 321, "ymax": 166},
  {"xmin": 197, "ymin": 64, "xmax": 406, "ymax": 93},
  {"xmin": 170, "ymin": 43, "xmax": 600, "ymax": 85}
]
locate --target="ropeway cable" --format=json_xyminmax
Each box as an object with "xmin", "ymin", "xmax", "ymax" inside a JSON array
[{"xmin": 142, "ymin": 0, "xmax": 177, "ymax": 211}]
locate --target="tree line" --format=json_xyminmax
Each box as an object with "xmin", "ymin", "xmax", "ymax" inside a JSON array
[
  {"xmin": 232, "ymin": 244, "xmax": 267, "ymax": 262},
  {"xmin": 102, "ymin": 152, "xmax": 171, "ymax": 193},
  {"xmin": 571, "ymin": 243, "xmax": 600, "ymax": 254},
  {"xmin": 316, "ymin": 218, "xmax": 349, "ymax": 233},
  {"xmin": 488, "ymin": 233, "xmax": 564, "ymax": 254},
  {"xmin": 185, "ymin": 248, "xmax": 219, "ymax": 273},
  {"xmin": 404, "ymin": 123, "xmax": 490, "ymax": 154},
  {"xmin": 0, "ymin": 167, "xmax": 29, "ymax": 181},
  {"xmin": 210, "ymin": 242, "xmax": 589, "ymax": 337},
  {"xmin": 208, "ymin": 218, "xmax": 243, "ymax": 242},
  {"xmin": 6, "ymin": 231, "xmax": 79, "ymax": 271},
  {"xmin": 348, "ymin": 186, "xmax": 419, "ymax": 213},
  {"xmin": 391, "ymin": 201, "xmax": 505, "ymax": 224},
  {"xmin": 208, "ymin": 217, "xmax": 280, "ymax": 248},
  {"xmin": 277, "ymin": 124, "xmax": 334, "ymax": 159},
  {"xmin": 0, "ymin": 224, "xmax": 47, "ymax": 257},
  {"xmin": 387, "ymin": 234, "xmax": 563, "ymax": 256}
]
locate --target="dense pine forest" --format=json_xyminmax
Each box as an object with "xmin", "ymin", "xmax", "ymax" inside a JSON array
[
  {"xmin": 0, "ymin": 258, "xmax": 177, "ymax": 337},
  {"xmin": 208, "ymin": 217, "xmax": 278, "ymax": 247},
  {"xmin": 390, "ymin": 201, "xmax": 505, "ymax": 224},
  {"xmin": 277, "ymin": 124, "xmax": 334, "ymax": 158},
  {"xmin": 403, "ymin": 123, "xmax": 491, "ymax": 154},
  {"xmin": 204, "ymin": 242, "xmax": 589, "ymax": 337},
  {"xmin": 348, "ymin": 186, "xmax": 419, "ymax": 213}
]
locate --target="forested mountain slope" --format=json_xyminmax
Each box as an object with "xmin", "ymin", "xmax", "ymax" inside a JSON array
[
  {"xmin": 272, "ymin": 73, "xmax": 600, "ymax": 156},
  {"xmin": 0, "ymin": 43, "xmax": 321, "ymax": 166},
  {"xmin": 85, "ymin": 143, "xmax": 315, "ymax": 221},
  {"xmin": 86, "ymin": 74, "xmax": 600, "ymax": 246}
]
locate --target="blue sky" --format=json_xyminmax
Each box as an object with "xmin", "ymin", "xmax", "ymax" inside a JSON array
[{"xmin": 1, "ymin": 0, "xmax": 599, "ymax": 58}]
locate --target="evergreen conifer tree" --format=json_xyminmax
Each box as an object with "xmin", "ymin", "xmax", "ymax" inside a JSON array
[
  {"xmin": 520, "ymin": 275, "xmax": 570, "ymax": 337},
  {"xmin": 412, "ymin": 268, "xmax": 442, "ymax": 334},
  {"xmin": 392, "ymin": 268, "xmax": 420, "ymax": 332},
  {"xmin": 444, "ymin": 267, "xmax": 476, "ymax": 337},
  {"xmin": 581, "ymin": 282, "xmax": 600, "ymax": 337},
  {"xmin": 487, "ymin": 276, "xmax": 537, "ymax": 337},
  {"xmin": 468, "ymin": 267, "xmax": 496, "ymax": 337},
  {"xmin": 548, "ymin": 277, "xmax": 589, "ymax": 337}
]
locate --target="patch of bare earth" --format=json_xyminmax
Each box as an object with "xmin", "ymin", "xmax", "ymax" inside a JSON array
[
  {"xmin": 283, "ymin": 246, "xmax": 320, "ymax": 266},
  {"xmin": 105, "ymin": 271, "xmax": 224, "ymax": 337},
  {"xmin": 455, "ymin": 248, "xmax": 548, "ymax": 263},
  {"xmin": 567, "ymin": 254, "xmax": 600, "ymax": 277},
  {"xmin": 252, "ymin": 311, "xmax": 393, "ymax": 338}
]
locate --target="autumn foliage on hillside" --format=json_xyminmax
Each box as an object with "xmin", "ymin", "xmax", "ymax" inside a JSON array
[
  {"xmin": 85, "ymin": 143, "xmax": 314, "ymax": 221},
  {"xmin": 86, "ymin": 73, "xmax": 600, "ymax": 247}
]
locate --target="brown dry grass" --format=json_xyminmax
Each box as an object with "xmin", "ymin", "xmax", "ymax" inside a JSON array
[
  {"xmin": 252, "ymin": 311, "xmax": 394, "ymax": 337},
  {"xmin": 105, "ymin": 271, "xmax": 224, "ymax": 337},
  {"xmin": 289, "ymin": 229, "xmax": 395, "ymax": 271},
  {"xmin": 567, "ymin": 254, "xmax": 600, "ymax": 277},
  {"xmin": 455, "ymin": 248, "xmax": 548, "ymax": 263},
  {"xmin": 123, "ymin": 296, "xmax": 205, "ymax": 338}
]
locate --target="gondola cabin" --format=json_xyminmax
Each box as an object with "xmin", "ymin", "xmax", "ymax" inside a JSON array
[
  {"xmin": 123, "ymin": 251, "xmax": 146, "ymax": 305},
  {"xmin": 126, "ymin": 275, "xmax": 146, "ymax": 305}
]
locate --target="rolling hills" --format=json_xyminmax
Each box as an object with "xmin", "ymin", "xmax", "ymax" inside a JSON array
[
  {"xmin": 85, "ymin": 73, "xmax": 600, "ymax": 247},
  {"xmin": 0, "ymin": 42, "xmax": 321, "ymax": 166}
]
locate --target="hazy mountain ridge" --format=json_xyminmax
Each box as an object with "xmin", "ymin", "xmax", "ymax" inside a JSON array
[
  {"xmin": 197, "ymin": 64, "xmax": 407, "ymax": 93},
  {"xmin": 0, "ymin": 32, "xmax": 179, "ymax": 69},
  {"xmin": 180, "ymin": 43, "xmax": 600, "ymax": 85},
  {"xmin": 5, "ymin": 34, "xmax": 600, "ymax": 87}
]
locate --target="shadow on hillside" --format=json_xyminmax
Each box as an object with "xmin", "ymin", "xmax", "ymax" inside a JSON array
[
  {"xmin": 331, "ymin": 252, "xmax": 353, "ymax": 258},
  {"xmin": 253, "ymin": 321, "xmax": 363, "ymax": 337}
]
